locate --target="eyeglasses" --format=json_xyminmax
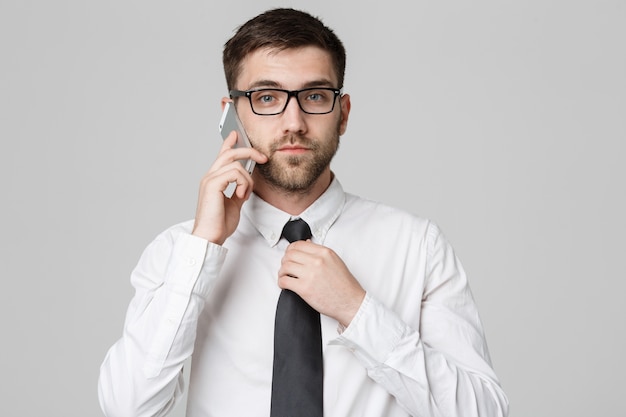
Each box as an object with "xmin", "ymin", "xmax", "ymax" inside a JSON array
[{"xmin": 229, "ymin": 87, "xmax": 342, "ymax": 116}]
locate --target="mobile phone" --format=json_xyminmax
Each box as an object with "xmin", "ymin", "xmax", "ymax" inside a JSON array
[
  {"xmin": 219, "ymin": 102, "xmax": 255, "ymax": 197},
  {"xmin": 219, "ymin": 102, "xmax": 255, "ymax": 175}
]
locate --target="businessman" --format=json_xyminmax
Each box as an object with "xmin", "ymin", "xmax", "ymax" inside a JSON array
[{"xmin": 99, "ymin": 8, "xmax": 508, "ymax": 417}]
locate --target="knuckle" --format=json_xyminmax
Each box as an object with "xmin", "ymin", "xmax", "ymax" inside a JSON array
[{"xmin": 320, "ymin": 246, "xmax": 335, "ymax": 257}]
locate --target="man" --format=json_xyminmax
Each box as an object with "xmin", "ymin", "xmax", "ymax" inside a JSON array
[{"xmin": 98, "ymin": 8, "xmax": 508, "ymax": 417}]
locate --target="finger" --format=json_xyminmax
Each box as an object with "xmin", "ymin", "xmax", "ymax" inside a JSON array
[
  {"xmin": 210, "ymin": 149, "xmax": 265, "ymax": 179},
  {"xmin": 219, "ymin": 129, "xmax": 239, "ymax": 152},
  {"xmin": 277, "ymin": 269, "xmax": 308, "ymax": 293},
  {"xmin": 201, "ymin": 162, "xmax": 250, "ymax": 189},
  {"xmin": 284, "ymin": 240, "xmax": 317, "ymax": 253},
  {"xmin": 283, "ymin": 241, "xmax": 329, "ymax": 264},
  {"xmin": 277, "ymin": 273, "xmax": 299, "ymax": 292},
  {"xmin": 218, "ymin": 131, "xmax": 268, "ymax": 165},
  {"xmin": 196, "ymin": 169, "xmax": 250, "ymax": 206},
  {"xmin": 232, "ymin": 175, "xmax": 253, "ymax": 201},
  {"xmin": 278, "ymin": 259, "xmax": 311, "ymax": 282},
  {"xmin": 220, "ymin": 170, "xmax": 253, "ymax": 200},
  {"xmin": 280, "ymin": 253, "xmax": 312, "ymax": 275}
]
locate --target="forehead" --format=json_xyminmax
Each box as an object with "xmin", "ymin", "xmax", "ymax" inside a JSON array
[{"xmin": 236, "ymin": 46, "xmax": 337, "ymax": 89}]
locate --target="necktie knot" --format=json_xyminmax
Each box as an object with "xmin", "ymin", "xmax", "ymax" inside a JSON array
[{"xmin": 281, "ymin": 218, "xmax": 312, "ymax": 243}]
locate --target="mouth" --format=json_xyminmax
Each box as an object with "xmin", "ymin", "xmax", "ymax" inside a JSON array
[{"xmin": 276, "ymin": 144, "xmax": 310, "ymax": 155}]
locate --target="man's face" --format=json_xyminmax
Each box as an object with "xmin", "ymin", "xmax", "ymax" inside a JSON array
[{"xmin": 230, "ymin": 46, "xmax": 350, "ymax": 193}]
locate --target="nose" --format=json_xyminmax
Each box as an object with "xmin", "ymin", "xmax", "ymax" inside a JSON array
[{"xmin": 280, "ymin": 94, "xmax": 307, "ymax": 135}]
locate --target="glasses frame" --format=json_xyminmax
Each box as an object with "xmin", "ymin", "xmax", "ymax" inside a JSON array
[{"xmin": 229, "ymin": 87, "xmax": 343, "ymax": 116}]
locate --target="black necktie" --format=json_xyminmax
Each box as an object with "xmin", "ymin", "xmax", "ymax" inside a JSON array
[{"xmin": 270, "ymin": 219, "xmax": 323, "ymax": 417}]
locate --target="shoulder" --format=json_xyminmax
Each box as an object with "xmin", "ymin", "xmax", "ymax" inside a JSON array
[
  {"xmin": 340, "ymin": 193, "xmax": 461, "ymax": 273},
  {"xmin": 343, "ymin": 192, "xmax": 433, "ymax": 228}
]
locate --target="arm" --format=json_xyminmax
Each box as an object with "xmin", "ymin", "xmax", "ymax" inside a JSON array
[
  {"xmin": 98, "ymin": 131, "xmax": 267, "ymax": 416},
  {"xmin": 330, "ymin": 224, "xmax": 509, "ymax": 417},
  {"xmin": 98, "ymin": 230, "xmax": 227, "ymax": 417}
]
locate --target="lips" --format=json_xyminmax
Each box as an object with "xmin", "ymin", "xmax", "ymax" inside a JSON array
[{"xmin": 276, "ymin": 144, "xmax": 310, "ymax": 154}]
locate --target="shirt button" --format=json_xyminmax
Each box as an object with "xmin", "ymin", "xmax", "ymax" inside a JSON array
[{"xmin": 186, "ymin": 257, "xmax": 196, "ymax": 266}]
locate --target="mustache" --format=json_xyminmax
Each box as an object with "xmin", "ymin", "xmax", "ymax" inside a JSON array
[{"xmin": 269, "ymin": 134, "xmax": 317, "ymax": 152}]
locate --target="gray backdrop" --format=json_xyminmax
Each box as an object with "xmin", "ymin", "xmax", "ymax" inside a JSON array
[{"xmin": 1, "ymin": 1, "xmax": 624, "ymax": 416}]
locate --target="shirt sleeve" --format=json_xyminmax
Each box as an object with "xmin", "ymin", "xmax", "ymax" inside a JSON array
[
  {"xmin": 330, "ymin": 223, "xmax": 509, "ymax": 417},
  {"xmin": 98, "ymin": 227, "xmax": 227, "ymax": 417}
]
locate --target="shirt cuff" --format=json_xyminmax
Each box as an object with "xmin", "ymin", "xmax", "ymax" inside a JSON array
[
  {"xmin": 329, "ymin": 293, "xmax": 407, "ymax": 368},
  {"xmin": 164, "ymin": 233, "xmax": 228, "ymax": 300}
]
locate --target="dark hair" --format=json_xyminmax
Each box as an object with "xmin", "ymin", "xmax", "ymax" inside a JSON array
[{"xmin": 223, "ymin": 8, "xmax": 346, "ymax": 91}]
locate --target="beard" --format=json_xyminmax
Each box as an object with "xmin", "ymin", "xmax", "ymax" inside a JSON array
[{"xmin": 253, "ymin": 127, "xmax": 340, "ymax": 194}]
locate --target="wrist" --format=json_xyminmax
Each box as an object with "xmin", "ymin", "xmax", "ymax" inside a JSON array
[
  {"xmin": 192, "ymin": 223, "xmax": 226, "ymax": 246},
  {"xmin": 338, "ymin": 289, "xmax": 366, "ymax": 328}
]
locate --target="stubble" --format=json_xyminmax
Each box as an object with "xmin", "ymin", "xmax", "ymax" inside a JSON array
[{"xmin": 254, "ymin": 128, "xmax": 340, "ymax": 194}]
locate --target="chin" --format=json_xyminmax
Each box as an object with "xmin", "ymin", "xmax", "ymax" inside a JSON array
[{"xmin": 258, "ymin": 162, "xmax": 321, "ymax": 192}]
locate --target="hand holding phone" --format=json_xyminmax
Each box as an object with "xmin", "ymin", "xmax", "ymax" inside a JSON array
[{"xmin": 219, "ymin": 102, "xmax": 255, "ymax": 197}]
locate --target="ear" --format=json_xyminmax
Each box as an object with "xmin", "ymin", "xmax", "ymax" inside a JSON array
[
  {"xmin": 221, "ymin": 97, "xmax": 232, "ymax": 110},
  {"xmin": 338, "ymin": 93, "xmax": 351, "ymax": 136}
]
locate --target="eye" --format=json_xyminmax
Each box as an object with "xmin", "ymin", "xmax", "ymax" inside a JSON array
[
  {"xmin": 304, "ymin": 90, "xmax": 331, "ymax": 102},
  {"xmin": 251, "ymin": 90, "xmax": 285, "ymax": 108},
  {"xmin": 258, "ymin": 94, "xmax": 276, "ymax": 103}
]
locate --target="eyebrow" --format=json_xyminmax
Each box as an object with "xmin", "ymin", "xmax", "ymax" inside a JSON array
[{"xmin": 246, "ymin": 79, "xmax": 337, "ymax": 90}]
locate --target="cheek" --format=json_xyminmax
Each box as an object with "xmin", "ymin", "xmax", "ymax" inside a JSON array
[
  {"xmin": 240, "ymin": 120, "xmax": 271, "ymax": 152},
  {"xmin": 247, "ymin": 132, "xmax": 265, "ymax": 153},
  {"xmin": 237, "ymin": 106, "xmax": 265, "ymax": 140}
]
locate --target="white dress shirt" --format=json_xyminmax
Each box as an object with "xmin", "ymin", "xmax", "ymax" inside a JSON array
[{"xmin": 98, "ymin": 178, "xmax": 508, "ymax": 417}]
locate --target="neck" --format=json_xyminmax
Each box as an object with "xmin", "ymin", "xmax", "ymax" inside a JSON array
[{"xmin": 252, "ymin": 169, "xmax": 333, "ymax": 215}]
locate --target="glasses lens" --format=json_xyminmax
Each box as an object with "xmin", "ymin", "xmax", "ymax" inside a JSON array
[
  {"xmin": 297, "ymin": 89, "xmax": 337, "ymax": 114},
  {"xmin": 249, "ymin": 90, "xmax": 288, "ymax": 115}
]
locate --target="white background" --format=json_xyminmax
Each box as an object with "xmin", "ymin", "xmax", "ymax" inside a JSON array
[{"xmin": 1, "ymin": 1, "xmax": 624, "ymax": 416}]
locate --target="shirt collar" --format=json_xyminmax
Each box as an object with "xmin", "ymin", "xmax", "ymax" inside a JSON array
[{"xmin": 242, "ymin": 176, "xmax": 346, "ymax": 247}]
